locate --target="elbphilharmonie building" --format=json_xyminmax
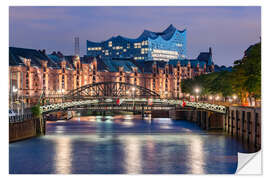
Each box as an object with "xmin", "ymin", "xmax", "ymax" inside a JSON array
[{"xmin": 87, "ymin": 24, "xmax": 186, "ymax": 61}]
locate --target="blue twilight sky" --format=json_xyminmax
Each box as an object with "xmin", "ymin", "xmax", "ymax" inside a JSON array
[{"xmin": 9, "ymin": 6, "xmax": 261, "ymax": 66}]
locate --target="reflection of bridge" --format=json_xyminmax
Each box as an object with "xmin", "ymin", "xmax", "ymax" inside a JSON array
[{"xmin": 40, "ymin": 82, "xmax": 227, "ymax": 114}]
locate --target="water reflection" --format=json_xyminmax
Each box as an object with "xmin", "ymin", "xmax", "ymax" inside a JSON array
[
  {"xmin": 10, "ymin": 115, "xmax": 249, "ymax": 174},
  {"xmin": 123, "ymin": 136, "xmax": 142, "ymax": 174},
  {"xmin": 189, "ymin": 136, "xmax": 205, "ymax": 174},
  {"xmin": 54, "ymin": 136, "xmax": 72, "ymax": 174}
]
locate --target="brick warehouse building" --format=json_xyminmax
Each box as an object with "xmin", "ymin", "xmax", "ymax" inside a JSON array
[{"xmin": 9, "ymin": 46, "xmax": 214, "ymax": 106}]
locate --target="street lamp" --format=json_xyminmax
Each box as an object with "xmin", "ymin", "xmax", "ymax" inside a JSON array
[
  {"xmin": 185, "ymin": 93, "xmax": 190, "ymax": 101},
  {"xmin": 13, "ymin": 86, "xmax": 18, "ymax": 93},
  {"xmin": 11, "ymin": 86, "xmax": 18, "ymax": 110},
  {"xmin": 194, "ymin": 87, "xmax": 200, "ymax": 102},
  {"xmin": 165, "ymin": 91, "xmax": 168, "ymax": 98},
  {"xmin": 232, "ymin": 94, "xmax": 238, "ymax": 105},
  {"xmin": 132, "ymin": 87, "xmax": 135, "ymax": 110},
  {"xmin": 208, "ymin": 95, "xmax": 213, "ymax": 104}
]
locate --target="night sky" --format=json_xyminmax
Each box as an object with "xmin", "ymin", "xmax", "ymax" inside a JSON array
[{"xmin": 9, "ymin": 6, "xmax": 261, "ymax": 66}]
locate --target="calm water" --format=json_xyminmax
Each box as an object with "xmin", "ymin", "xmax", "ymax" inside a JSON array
[{"xmin": 9, "ymin": 115, "xmax": 249, "ymax": 174}]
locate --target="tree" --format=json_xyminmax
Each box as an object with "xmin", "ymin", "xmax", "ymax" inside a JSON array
[{"xmin": 181, "ymin": 42, "xmax": 261, "ymax": 105}]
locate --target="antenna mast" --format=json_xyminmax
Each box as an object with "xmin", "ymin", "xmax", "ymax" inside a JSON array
[{"xmin": 74, "ymin": 37, "xmax": 80, "ymax": 56}]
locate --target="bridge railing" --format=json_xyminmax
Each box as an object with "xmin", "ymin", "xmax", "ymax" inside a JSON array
[{"xmin": 40, "ymin": 98, "xmax": 227, "ymax": 114}]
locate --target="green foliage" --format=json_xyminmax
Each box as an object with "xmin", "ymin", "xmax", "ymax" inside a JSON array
[
  {"xmin": 182, "ymin": 71, "xmax": 234, "ymax": 97},
  {"xmin": 31, "ymin": 104, "xmax": 41, "ymax": 118},
  {"xmin": 232, "ymin": 42, "xmax": 261, "ymax": 98},
  {"xmin": 181, "ymin": 42, "xmax": 261, "ymax": 99}
]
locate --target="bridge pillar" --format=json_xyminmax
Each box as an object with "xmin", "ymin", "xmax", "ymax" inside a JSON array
[
  {"xmin": 151, "ymin": 110, "xmax": 169, "ymax": 118},
  {"xmin": 200, "ymin": 111, "xmax": 207, "ymax": 130},
  {"xmin": 191, "ymin": 109, "xmax": 197, "ymax": 122},
  {"xmin": 169, "ymin": 109, "xmax": 176, "ymax": 120},
  {"xmin": 205, "ymin": 111, "xmax": 211, "ymax": 130},
  {"xmin": 141, "ymin": 105, "xmax": 144, "ymax": 120}
]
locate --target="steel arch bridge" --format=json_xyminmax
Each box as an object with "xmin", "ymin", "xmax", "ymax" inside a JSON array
[
  {"xmin": 64, "ymin": 81, "xmax": 160, "ymax": 100},
  {"xmin": 40, "ymin": 98, "xmax": 227, "ymax": 114},
  {"xmin": 39, "ymin": 82, "xmax": 227, "ymax": 114}
]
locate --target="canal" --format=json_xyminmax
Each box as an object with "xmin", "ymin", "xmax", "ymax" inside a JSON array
[{"xmin": 9, "ymin": 115, "xmax": 250, "ymax": 174}]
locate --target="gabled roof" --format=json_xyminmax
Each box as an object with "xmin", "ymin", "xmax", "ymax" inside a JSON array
[
  {"xmin": 99, "ymin": 58, "xmax": 140, "ymax": 73},
  {"xmin": 169, "ymin": 59, "xmax": 206, "ymax": 69},
  {"xmin": 134, "ymin": 60, "xmax": 173, "ymax": 74},
  {"xmin": 196, "ymin": 48, "xmax": 212, "ymax": 66},
  {"xmin": 9, "ymin": 47, "xmax": 50, "ymax": 67}
]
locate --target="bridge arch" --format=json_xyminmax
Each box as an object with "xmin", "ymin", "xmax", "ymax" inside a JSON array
[{"xmin": 64, "ymin": 82, "xmax": 160, "ymax": 100}]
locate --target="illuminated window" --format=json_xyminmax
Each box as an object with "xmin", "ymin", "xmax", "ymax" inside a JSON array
[
  {"xmin": 134, "ymin": 42, "xmax": 141, "ymax": 48},
  {"xmin": 127, "ymin": 43, "xmax": 130, "ymax": 49},
  {"xmin": 123, "ymin": 49, "xmax": 126, "ymax": 52},
  {"xmin": 108, "ymin": 41, "xmax": 112, "ymax": 47},
  {"xmin": 151, "ymin": 49, "xmax": 179, "ymax": 61}
]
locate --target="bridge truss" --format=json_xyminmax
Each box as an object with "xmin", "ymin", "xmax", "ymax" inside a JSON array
[
  {"xmin": 64, "ymin": 82, "xmax": 160, "ymax": 100},
  {"xmin": 39, "ymin": 82, "xmax": 227, "ymax": 114}
]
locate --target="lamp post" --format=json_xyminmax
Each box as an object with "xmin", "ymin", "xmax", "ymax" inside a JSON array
[
  {"xmin": 194, "ymin": 88, "xmax": 200, "ymax": 102},
  {"xmin": 164, "ymin": 91, "xmax": 168, "ymax": 99},
  {"xmin": 208, "ymin": 95, "xmax": 213, "ymax": 104},
  {"xmin": 185, "ymin": 93, "xmax": 190, "ymax": 101},
  {"xmin": 132, "ymin": 87, "xmax": 135, "ymax": 110},
  {"xmin": 58, "ymin": 89, "xmax": 65, "ymax": 103},
  {"xmin": 232, "ymin": 95, "xmax": 237, "ymax": 105},
  {"xmin": 12, "ymin": 86, "xmax": 18, "ymax": 111},
  {"xmin": 228, "ymin": 98, "xmax": 233, "ymax": 105},
  {"xmin": 215, "ymin": 95, "xmax": 220, "ymax": 104}
]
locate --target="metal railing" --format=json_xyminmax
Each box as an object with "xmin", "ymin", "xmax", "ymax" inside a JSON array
[
  {"xmin": 9, "ymin": 113, "xmax": 34, "ymax": 123},
  {"xmin": 40, "ymin": 98, "xmax": 227, "ymax": 114}
]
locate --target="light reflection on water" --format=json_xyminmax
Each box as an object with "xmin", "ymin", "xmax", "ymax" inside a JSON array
[
  {"xmin": 54, "ymin": 136, "xmax": 72, "ymax": 174},
  {"xmin": 189, "ymin": 136, "xmax": 205, "ymax": 174},
  {"xmin": 123, "ymin": 136, "xmax": 142, "ymax": 174},
  {"xmin": 9, "ymin": 115, "xmax": 249, "ymax": 174}
]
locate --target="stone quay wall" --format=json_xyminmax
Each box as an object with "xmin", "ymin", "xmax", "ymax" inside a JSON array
[{"xmin": 9, "ymin": 115, "xmax": 45, "ymax": 143}]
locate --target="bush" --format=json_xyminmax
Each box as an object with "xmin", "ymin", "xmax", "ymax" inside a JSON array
[{"xmin": 31, "ymin": 104, "xmax": 41, "ymax": 118}]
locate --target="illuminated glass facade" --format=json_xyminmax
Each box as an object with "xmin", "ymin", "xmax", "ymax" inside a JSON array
[{"xmin": 87, "ymin": 24, "xmax": 186, "ymax": 61}]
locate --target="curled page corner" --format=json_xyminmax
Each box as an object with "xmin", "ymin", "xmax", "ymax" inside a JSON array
[{"xmin": 236, "ymin": 151, "xmax": 262, "ymax": 174}]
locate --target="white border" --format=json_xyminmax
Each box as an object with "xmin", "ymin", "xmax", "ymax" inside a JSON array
[{"xmin": 2, "ymin": 0, "xmax": 269, "ymax": 179}]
